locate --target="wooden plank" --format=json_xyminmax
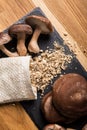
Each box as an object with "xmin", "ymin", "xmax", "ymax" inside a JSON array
[
  {"xmin": 0, "ymin": 0, "xmax": 87, "ymax": 130},
  {"xmin": 0, "ymin": 0, "xmax": 35, "ymax": 31},
  {"xmin": 0, "ymin": 103, "xmax": 38, "ymax": 130}
]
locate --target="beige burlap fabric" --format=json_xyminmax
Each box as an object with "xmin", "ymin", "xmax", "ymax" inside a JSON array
[{"xmin": 0, "ymin": 56, "xmax": 37, "ymax": 104}]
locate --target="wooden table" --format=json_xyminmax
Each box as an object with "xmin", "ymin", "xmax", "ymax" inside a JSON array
[{"xmin": 0, "ymin": 0, "xmax": 87, "ymax": 130}]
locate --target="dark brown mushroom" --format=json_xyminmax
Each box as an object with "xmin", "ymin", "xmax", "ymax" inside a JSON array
[
  {"xmin": 43, "ymin": 124, "xmax": 65, "ymax": 130},
  {"xmin": 52, "ymin": 73, "xmax": 87, "ymax": 119},
  {"xmin": 41, "ymin": 91, "xmax": 68, "ymax": 123},
  {"xmin": 8, "ymin": 24, "xmax": 33, "ymax": 56},
  {"xmin": 0, "ymin": 32, "xmax": 19, "ymax": 57},
  {"xmin": 25, "ymin": 15, "xmax": 54, "ymax": 53}
]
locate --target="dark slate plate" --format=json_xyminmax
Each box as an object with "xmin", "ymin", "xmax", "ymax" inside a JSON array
[{"xmin": 1, "ymin": 7, "xmax": 87, "ymax": 130}]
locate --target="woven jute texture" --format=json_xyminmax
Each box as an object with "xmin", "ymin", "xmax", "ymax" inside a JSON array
[{"xmin": 0, "ymin": 56, "xmax": 37, "ymax": 104}]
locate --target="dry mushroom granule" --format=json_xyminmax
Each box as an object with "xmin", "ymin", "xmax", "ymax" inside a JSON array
[{"xmin": 30, "ymin": 41, "xmax": 72, "ymax": 92}]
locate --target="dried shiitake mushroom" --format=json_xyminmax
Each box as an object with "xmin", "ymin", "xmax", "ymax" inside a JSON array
[
  {"xmin": 52, "ymin": 73, "xmax": 87, "ymax": 119},
  {"xmin": 41, "ymin": 91, "xmax": 67, "ymax": 123},
  {"xmin": 41, "ymin": 73, "xmax": 87, "ymax": 125},
  {"xmin": 8, "ymin": 23, "xmax": 33, "ymax": 56},
  {"xmin": 0, "ymin": 32, "xmax": 19, "ymax": 57},
  {"xmin": 25, "ymin": 15, "xmax": 53, "ymax": 53}
]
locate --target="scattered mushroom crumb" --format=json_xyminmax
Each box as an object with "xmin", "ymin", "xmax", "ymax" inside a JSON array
[
  {"xmin": 30, "ymin": 41, "xmax": 72, "ymax": 92},
  {"xmin": 64, "ymin": 40, "xmax": 77, "ymax": 56},
  {"xmin": 63, "ymin": 32, "xmax": 68, "ymax": 36}
]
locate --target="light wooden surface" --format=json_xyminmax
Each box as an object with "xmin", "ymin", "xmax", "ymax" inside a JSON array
[
  {"xmin": 0, "ymin": 0, "xmax": 87, "ymax": 130},
  {"xmin": 0, "ymin": 103, "xmax": 37, "ymax": 130}
]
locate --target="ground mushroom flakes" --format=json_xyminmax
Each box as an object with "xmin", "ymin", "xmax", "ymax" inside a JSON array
[{"xmin": 30, "ymin": 41, "xmax": 72, "ymax": 92}]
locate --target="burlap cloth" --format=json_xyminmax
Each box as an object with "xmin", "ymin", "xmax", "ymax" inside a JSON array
[{"xmin": 0, "ymin": 56, "xmax": 37, "ymax": 104}]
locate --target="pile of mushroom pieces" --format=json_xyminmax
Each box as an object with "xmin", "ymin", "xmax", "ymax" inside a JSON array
[{"xmin": 0, "ymin": 15, "xmax": 53, "ymax": 57}]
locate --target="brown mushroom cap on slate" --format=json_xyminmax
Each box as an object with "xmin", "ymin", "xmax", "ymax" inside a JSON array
[
  {"xmin": 8, "ymin": 24, "xmax": 33, "ymax": 56},
  {"xmin": 41, "ymin": 91, "xmax": 71, "ymax": 124},
  {"xmin": 0, "ymin": 32, "xmax": 19, "ymax": 57},
  {"xmin": 52, "ymin": 73, "xmax": 87, "ymax": 119},
  {"xmin": 25, "ymin": 15, "xmax": 54, "ymax": 53}
]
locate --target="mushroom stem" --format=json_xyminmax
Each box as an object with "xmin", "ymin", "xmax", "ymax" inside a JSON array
[
  {"xmin": 0, "ymin": 45, "xmax": 19, "ymax": 57},
  {"xmin": 28, "ymin": 27, "xmax": 41, "ymax": 53},
  {"xmin": 17, "ymin": 33, "xmax": 27, "ymax": 56}
]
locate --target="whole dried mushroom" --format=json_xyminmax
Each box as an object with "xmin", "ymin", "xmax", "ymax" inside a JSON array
[
  {"xmin": 52, "ymin": 73, "xmax": 87, "ymax": 119},
  {"xmin": 41, "ymin": 73, "xmax": 87, "ymax": 124},
  {"xmin": 0, "ymin": 32, "xmax": 19, "ymax": 57},
  {"xmin": 25, "ymin": 15, "xmax": 54, "ymax": 53},
  {"xmin": 41, "ymin": 91, "xmax": 67, "ymax": 123},
  {"xmin": 8, "ymin": 23, "xmax": 33, "ymax": 56}
]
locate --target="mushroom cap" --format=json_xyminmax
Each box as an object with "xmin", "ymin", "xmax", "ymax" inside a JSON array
[
  {"xmin": 41, "ymin": 91, "xmax": 66, "ymax": 123},
  {"xmin": 25, "ymin": 15, "xmax": 53, "ymax": 34},
  {"xmin": 52, "ymin": 73, "xmax": 87, "ymax": 119},
  {"xmin": 41, "ymin": 91, "xmax": 73, "ymax": 124},
  {"xmin": 8, "ymin": 24, "xmax": 32, "ymax": 36},
  {"xmin": 0, "ymin": 32, "xmax": 12, "ymax": 45}
]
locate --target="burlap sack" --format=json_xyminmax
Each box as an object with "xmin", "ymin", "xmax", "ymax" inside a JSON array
[{"xmin": 0, "ymin": 56, "xmax": 37, "ymax": 104}]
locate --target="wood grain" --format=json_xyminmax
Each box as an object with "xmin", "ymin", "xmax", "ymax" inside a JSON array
[
  {"xmin": 0, "ymin": 0, "xmax": 35, "ymax": 31},
  {"xmin": 0, "ymin": 0, "xmax": 87, "ymax": 130},
  {"xmin": 43, "ymin": 0, "xmax": 87, "ymax": 56},
  {"xmin": 0, "ymin": 103, "xmax": 38, "ymax": 130}
]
